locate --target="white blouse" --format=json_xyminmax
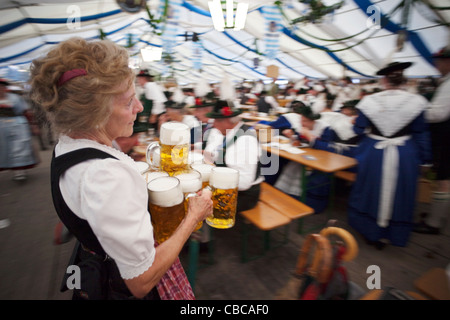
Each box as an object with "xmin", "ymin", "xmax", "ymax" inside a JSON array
[
  {"xmin": 55, "ymin": 135, "xmax": 155, "ymax": 280},
  {"xmin": 204, "ymin": 122, "xmax": 264, "ymax": 191}
]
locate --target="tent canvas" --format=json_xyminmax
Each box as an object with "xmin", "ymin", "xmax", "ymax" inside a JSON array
[{"xmin": 0, "ymin": 0, "xmax": 448, "ymax": 84}]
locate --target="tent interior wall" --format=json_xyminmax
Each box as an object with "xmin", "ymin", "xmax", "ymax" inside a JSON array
[{"xmin": 0, "ymin": 0, "xmax": 449, "ymax": 87}]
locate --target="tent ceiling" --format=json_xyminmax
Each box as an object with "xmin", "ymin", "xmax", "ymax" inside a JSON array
[{"xmin": 0, "ymin": 0, "xmax": 449, "ymax": 84}]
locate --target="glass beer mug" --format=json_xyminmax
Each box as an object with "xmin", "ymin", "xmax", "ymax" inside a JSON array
[
  {"xmin": 147, "ymin": 176, "xmax": 186, "ymax": 243},
  {"xmin": 142, "ymin": 170, "xmax": 169, "ymax": 184},
  {"xmin": 206, "ymin": 167, "xmax": 239, "ymax": 229},
  {"xmin": 146, "ymin": 121, "xmax": 190, "ymax": 175},
  {"xmin": 173, "ymin": 169, "xmax": 203, "ymax": 231},
  {"xmin": 191, "ymin": 163, "xmax": 215, "ymax": 189}
]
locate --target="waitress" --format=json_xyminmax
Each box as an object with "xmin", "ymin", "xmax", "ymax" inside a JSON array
[{"xmin": 29, "ymin": 37, "xmax": 212, "ymax": 300}]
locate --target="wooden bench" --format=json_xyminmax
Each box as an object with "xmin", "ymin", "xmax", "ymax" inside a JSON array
[
  {"xmin": 240, "ymin": 182, "xmax": 314, "ymax": 262},
  {"xmin": 259, "ymin": 182, "xmax": 314, "ymax": 220}
]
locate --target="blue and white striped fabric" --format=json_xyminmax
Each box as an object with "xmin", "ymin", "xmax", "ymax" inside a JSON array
[
  {"xmin": 192, "ymin": 40, "xmax": 203, "ymax": 71},
  {"xmin": 261, "ymin": 5, "xmax": 282, "ymax": 61},
  {"xmin": 160, "ymin": 0, "xmax": 182, "ymax": 56}
]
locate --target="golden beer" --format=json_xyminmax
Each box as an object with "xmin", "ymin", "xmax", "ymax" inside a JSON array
[
  {"xmin": 174, "ymin": 169, "xmax": 203, "ymax": 231},
  {"xmin": 146, "ymin": 121, "xmax": 191, "ymax": 174},
  {"xmin": 148, "ymin": 177, "xmax": 185, "ymax": 243},
  {"xmin": 160, "ymin": 143, "xmax": 190, "ymax": 174},
  {"xmin": 206, "ymin": 167, "xmax": 239, "ymax": 229}
]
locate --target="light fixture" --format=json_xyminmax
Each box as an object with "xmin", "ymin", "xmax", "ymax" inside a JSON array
[
  {"xmin": 208, "ymin": 0, "xmax": 249, "ymax": 31},
  {"xmin": 140, "ymin": 46, "xmax": 162, "ymax": 62},
  {"xmin": 234, "ymin": 2, "xmax": 249, "ymax": 30}
]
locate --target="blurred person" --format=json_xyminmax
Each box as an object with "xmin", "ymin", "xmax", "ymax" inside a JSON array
[
  {"xmin": 414, "ymin": 47, "xmax": 450, "ymax": 235},
  {"xmin": 189, "ymin": 94, "xmax": 216, "ymax": 150},
  {"xmin": 135, "ymin": 70, "xmax": 154, "ymax": 132},
  {"xmin": 0, "ymin": 78, "xmax": 40, "ymax": 180},
  {"xmin": 348, "ymin": 62, "xmax": 431, "ymax": 249},
  {"xmin": 203, "ymin": 100, "xmax": 264, "ymax": 212},
  {"xmin": 274, "ymin": 103, "xmax": 336, "ymax": 213},
  {"xmin": 182, "ymin": 88, "xmax": 196, "ymax": 107},
  {"xmin": 136, "ymin": 69, "xmax": 167, "ymax": 129},
  {"xmin": 29, "ymin": 37, "xmax": 212, "ymax": 300},
  {"xmin": 317, "ymin": 99, "xmax": 360, "ymax": 159},
  {"xmin": 256, "ymin": 90, "xmax": 272, "ymax": 114},
  {"xmin": 164, "ymin": 100, "xmax": 201, "ymax": 145}
]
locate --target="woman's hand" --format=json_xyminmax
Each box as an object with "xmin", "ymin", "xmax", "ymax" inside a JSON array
[{"xmin": 187, "ymin": 188, "xmax": 213, "ymax": 224}]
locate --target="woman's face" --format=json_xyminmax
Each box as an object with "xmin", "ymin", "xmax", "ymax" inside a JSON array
[
  {"xmin": 301, "ymin": 116, "xmax": 315, "ymax": 130},
  {"xmin": 105, "ymin": 83, "xmax": 143, "ymax": 141}
]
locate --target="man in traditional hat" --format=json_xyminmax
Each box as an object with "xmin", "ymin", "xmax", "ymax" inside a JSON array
[
  {"xmin": 414, "ymin": 47, "xmax": 450, "ymax": 235},
  {"xmin": 189, "ymin": 93, "xmax": 216, "ymax": 150},
  {"xmin": 348, "ymin": 61, "xmax": 431, "ymax": 249},
  {"xmin": 203, "ymin": 100, "xmax": 264, "ymax": 212}
]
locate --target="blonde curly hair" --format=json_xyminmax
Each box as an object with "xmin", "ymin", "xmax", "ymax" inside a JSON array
[{"xmin": 29, "ymin": 37, "xmax": 134, "ymax": 135}]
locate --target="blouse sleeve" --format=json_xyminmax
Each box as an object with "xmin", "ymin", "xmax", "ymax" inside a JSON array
[{"xmin": 80, "ymin": 159, "xmax": 156, "ymax": 280}]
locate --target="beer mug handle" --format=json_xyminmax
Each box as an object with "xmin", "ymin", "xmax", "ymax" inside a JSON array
[
  {"xmin": 185, "ymin": 192, "xmax": 198, "ymax": 201},
  {"xmin": 184, "ymin": 192, "xmax": 198, "ymax": 211},
  {"xmin": 146, "ymin": 141, "xmax": 160, "ymax": 170}
]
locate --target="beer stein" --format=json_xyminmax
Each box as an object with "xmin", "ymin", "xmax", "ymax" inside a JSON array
[
  {"xmin": 146, "ymin": 121, "xmax": 190, "ymax": 175},
  {"xmin": 173, "ymin": 169, "xmax": 204, "ymax": 231},
  {"xmin": 147, "ymin": 176, "xmax": 186, "ymax": 243},
  {"xmin": 191, "ymin": 163, "xmax": 214, "ymax": 189},
  {"xmin": 142, "ymin": 170, "xmax": 169, "ymax": 184},
  {"xmin": 206, "ymin": 167, "xmax": 239, "ymax": 229}
]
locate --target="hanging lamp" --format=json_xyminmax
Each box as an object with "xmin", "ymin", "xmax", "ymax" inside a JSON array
[{"xmin": 208, "ymin": 0, "xmax": 249, "ymax": 31}]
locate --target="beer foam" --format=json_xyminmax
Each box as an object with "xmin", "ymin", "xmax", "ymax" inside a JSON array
[
  {"xmin": 144, "ymin": 171, "xmax": 169, "ymax": 183},
  {"xmin": 136, "ymin": 161, "xmax": 149, "ymax": 174},
  {"xmin": 160, "ymin": 121, "xmax": 190, "ymax": 145},
  {"xmin": 176, "ymin": 171, "xmax": 202, "ymax": 193},
  {"xmin": 191, "ymin": 163, "xmax": 214, "ymax": 182},
  {"xmin": 148, "ymin": 177, "xmax": 184, "ymax": 207},
  {"xmin": 210, "ymin": 167, "xmax": 239, "ymax": 189}
]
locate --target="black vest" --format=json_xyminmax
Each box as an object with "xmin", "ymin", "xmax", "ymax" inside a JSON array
[{"xmin": 51, "ymin": 147, "xmax": 159, "ymax": 300}]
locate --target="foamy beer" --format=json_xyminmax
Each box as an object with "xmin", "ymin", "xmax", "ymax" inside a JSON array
[
  {"xmin": 206, "ymin": 167, "xmax": 239, "ymax": 229},
  {"xmin": 191, "ymin": 163, "xmax": 215, "ymax": 189},
  {"xmin": 143, "ymin": 170, "xmax": 169, "ymax": 184},
  {"xmin": 147, "ymin": 176, "xmax": 185, "ymax": 243},
  {"xmin": 146, "ymin": 122, "xmax": 190, "ymax": 175},
  {"xmin": 174, "ymin": 169, "xmax": 203, "ymax": 231}
]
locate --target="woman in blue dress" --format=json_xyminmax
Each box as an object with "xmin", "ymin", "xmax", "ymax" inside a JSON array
[
  {"xmin": 0, "ymin": 79, "xmax": 39, "ymax": 180},
  {"xmin": 348, "ymin": 62, "xmax": 432, "ymax": 248}
]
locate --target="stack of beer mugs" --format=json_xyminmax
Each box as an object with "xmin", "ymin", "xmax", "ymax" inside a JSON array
[{"xmin": 143, "ymin": 121, "xmax": 239, "ymax": 243}]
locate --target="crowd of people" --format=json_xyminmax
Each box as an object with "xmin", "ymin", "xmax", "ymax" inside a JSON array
[
  {"xmin": 127, "ymin": 50, "xmax": 449, "ymax": 253},
  {"xmin": 0, "ymin": 35, "xmax": 447, "ymax": 300}
]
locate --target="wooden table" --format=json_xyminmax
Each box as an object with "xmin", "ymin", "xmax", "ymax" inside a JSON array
[
  {"xmin": 262, "ymin": 146, "xmax": 357, "ymax": 173},
  {"xmin": 262, "ymin": 145, "xmax": 357, "ymax": 232}
]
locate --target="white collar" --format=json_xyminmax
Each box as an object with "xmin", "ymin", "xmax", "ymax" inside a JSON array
[{"xmin": 358, "ymin": 90, "xmax": 426, "ymax": 137}]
